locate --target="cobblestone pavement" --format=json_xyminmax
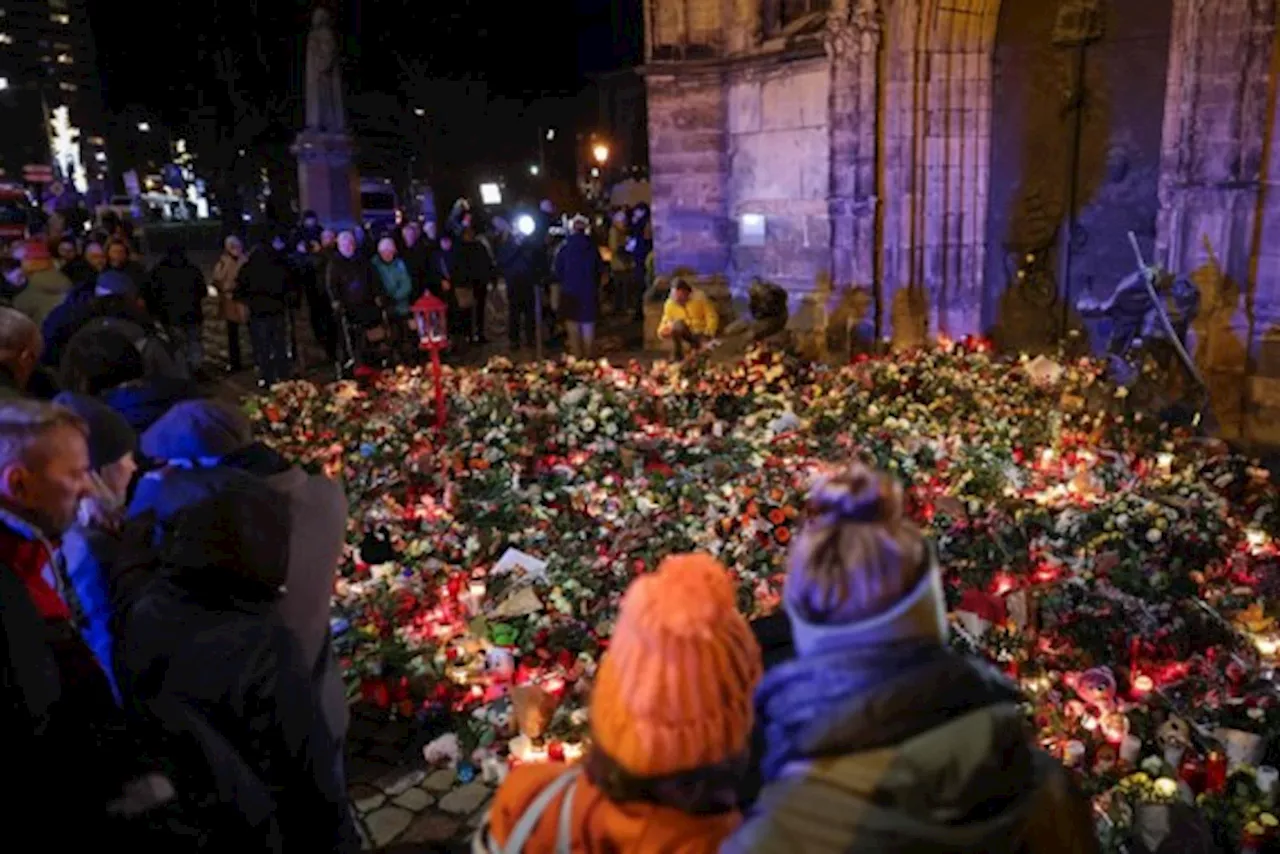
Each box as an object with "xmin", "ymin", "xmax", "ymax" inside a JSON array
[{"xmin": 344, "ymin": 707, "xmax": 484, "ymax": 852}]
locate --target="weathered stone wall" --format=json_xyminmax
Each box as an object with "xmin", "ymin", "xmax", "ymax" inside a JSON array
[
  {"xmin": 1157, "ymin": 0, "xmax": 1278, "ymax": 442},
  {"xmin": 726, "ymin": 61, "xmax": 832, "ymax": 298},
  {"xmin": 646, "ymin": 73, "xmax": 731, "ymax": 277}
]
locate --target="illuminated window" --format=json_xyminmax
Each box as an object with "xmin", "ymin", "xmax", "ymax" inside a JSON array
[
  {"xmin": 50, "ymin": 13, "xmax": 69, "ymax": 24},
  {"xmin": 59, "ymin": 81, "xmax": 76, "ymax": 92},
  {"xmin": 739, "ymin": 213, "xmax": 766, "ymax": 247},
  {"xmin": 0, "ymin": 33, "xmax": 11, "ymax": 45},
  {"xmin": 56, "ymin": 53, "xmax": 72, "ymax": 64}
]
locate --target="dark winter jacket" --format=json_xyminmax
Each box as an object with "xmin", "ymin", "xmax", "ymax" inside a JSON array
[
  {"xmin": 143, "ymin": 252, "xmax": 206, "ymax": 326},
  {"xmin": 725, "ymin": 642, "xmax": 1099, "ymax": 854},
  {"xmin": 0, "ymin": 510, "xmax": 148, "ymax": 842},
  {"xmin": 115, "ymin": 486, "xmax": 358, "ymax": 852},
  {"xmin": 325, "ymin": 252, "xmax": 379, "ymax": 328},
  {"xmin": 453, "ymin": 238, "xmax": 495, "ymax": 289},
  {"xmin": 495, "ymin": 235, "xmax": 540, "ymax": 287},
  {"xmin": 554, "ymin": 232, "xmax": 603, "ymax": 323},
  {"xmin": 400, "ymin": 240, "xmax": 430, "ymax": 299},
  {"xmin": 43, "ymin": 294, "xmax": 154, "ymax": 369},
  {"xmin": 236, "ymin": 247, "xmax": 292, "ymax": 317}
]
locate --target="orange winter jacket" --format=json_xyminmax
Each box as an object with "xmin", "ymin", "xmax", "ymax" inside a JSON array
[{"xmin": 480, "ymin": 762, "xmax": 741, "ymax": 854}]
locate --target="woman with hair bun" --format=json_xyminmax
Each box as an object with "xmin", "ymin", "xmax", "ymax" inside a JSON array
[{"xmin": 726, "ymin": 463, "xmax": 1099, "ymax": 854}]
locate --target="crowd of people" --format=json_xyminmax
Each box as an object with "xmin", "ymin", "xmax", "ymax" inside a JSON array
[
  {"xmin": 0, "ymin": 381, "xmax": 1101, "ymax": 851},
  {"xmin": 0, "ymin": 196, "xmax": 660, "ymax": 401}
]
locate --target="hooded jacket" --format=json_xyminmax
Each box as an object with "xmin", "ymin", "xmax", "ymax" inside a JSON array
[
  {"xmin": 724, "ymin": 642, "xmax": 1099, "ymax": 854},
  {"xmin": 134, "ymin": 405, "xmax": 350, "ymax": 743},
  {"xmin": 114, "ymin": 486, "xmax": 357, "ymax": 852}
]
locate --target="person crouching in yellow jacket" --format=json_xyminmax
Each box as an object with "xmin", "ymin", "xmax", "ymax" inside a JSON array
[{"xmin": 658, "ymin": 279, "xmax": 719, "ymax": 359}]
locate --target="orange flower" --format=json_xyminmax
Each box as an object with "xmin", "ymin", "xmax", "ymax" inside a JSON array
[
  {"xmin": 745, "ymin": 501, "xmax": 760, "ymax": 518},
  {"xmin": 768, "ymin": 508, "xmax": 786, "ymax": 526},
  {"xmin": 471, "ymin": 458, "xmax": 490, "ymax": 471},
  {"xmin": 769, "ymin": 489, "xmax": 784, "ymax": 503},
  {"xmin": 775, "ymin": 527, "xmax": 791, "ymax": 544},
  {"xmin": 784, "ymin": 506, "xmax": 799, "ymax": 519}
]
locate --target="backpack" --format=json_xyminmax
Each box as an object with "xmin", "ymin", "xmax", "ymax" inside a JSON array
[{"xmin": 74, "ymin": 316, "xmax": 191, "ymax": 383}]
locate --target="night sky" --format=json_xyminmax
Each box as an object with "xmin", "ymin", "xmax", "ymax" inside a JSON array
[{"xmin": 88, "ymin": 0, "xmax": 643, "ymax": 173}]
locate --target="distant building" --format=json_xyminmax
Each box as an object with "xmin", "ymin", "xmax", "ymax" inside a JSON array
[{"xmin": 0, "ymin": 0, "xmax": 107, "ymax": 192}]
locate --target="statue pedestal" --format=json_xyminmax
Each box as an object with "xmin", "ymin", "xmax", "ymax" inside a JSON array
[{"xmin": 292, "ymin": 128, "xmax": 359, "ymax": 231}]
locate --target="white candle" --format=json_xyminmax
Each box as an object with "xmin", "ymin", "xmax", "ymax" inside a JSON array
[
  {"xmin": 1120, "ymin": 735, "xmax": 1142, "ymax": 765},
  {"xmin": 1257, "ymin": 766, "xmax": 1279, "ymax": 798}
]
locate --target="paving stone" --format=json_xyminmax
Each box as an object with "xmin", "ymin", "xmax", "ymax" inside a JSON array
[
  {"xmin": 439, "ymin": 781, "xmax": 491, "ymax": 815},
  {"xmin": 377, "ymin": 767, "xmax": 426, "ymax": 796},
  {"xmin": 423, "ymin": 768, "xmax": 458, "ymax": 793},
  {"xmin": 365, "ymin": 805, "xmax": 413, "ymax": 848},
  {"xmin": 393, "ymin": 786, "xmax": 435, "ymax": 812},
  {"xmin": 399, "ymin": 811, "xmax": 463, "ymax": 845},
  {"xmin": 349, "ymin": 783, "xmax": 386, "ymax": 814},
  {"xmin": 355, "ymin": 817, "xmax": 372, "ymax": 852}
]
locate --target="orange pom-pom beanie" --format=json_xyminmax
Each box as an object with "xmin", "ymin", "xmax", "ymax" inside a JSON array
[{"xmin": 589, "ymin": 553, "xmax": 763, "ymax": 778}]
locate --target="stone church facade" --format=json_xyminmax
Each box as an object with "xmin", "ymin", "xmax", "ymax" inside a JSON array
[{"xmin": 641, "ymin": 0, "xmax": 1280, "ymax": 443}]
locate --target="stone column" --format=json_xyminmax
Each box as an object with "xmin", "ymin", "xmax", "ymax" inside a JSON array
[
  {"xmin": 825, "ymin": 0, "xmax": 882, "ymax": 327},
  {"xmin": 644, "ymin": 70, "xmax": 731, "ymax": 345},
  {"xmin": 293, "ymin": 129, "xmax": 359, "ymax": 232},
  {"xmin": 1156, "ymin": 0, "xmax": 1278, "ymax": 440}
]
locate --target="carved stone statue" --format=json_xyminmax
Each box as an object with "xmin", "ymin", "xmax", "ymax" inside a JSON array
[
  {"xmin": 305, "ymin": 7, "xmax": 345, "ymax": 132},
  {"xmin": 1077, "ymin": 267, "xmax": 1200, "ymax": 387}
]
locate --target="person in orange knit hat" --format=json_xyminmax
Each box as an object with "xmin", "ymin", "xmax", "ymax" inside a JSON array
[{"xmin": 474, "ymin": 553, "xmax": 763, "ymax": 853}]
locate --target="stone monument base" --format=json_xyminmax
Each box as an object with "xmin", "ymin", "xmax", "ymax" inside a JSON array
[{"xmin": 293, "ymin": 128, "xmax": 359, "ymax": 231}]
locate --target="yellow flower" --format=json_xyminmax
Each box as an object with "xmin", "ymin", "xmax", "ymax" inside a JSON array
[{"xmin": 1262, "ymin": 813, "xmax": 1279, "ymax": 828}]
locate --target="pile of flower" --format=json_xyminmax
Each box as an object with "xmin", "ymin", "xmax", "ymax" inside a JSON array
[{"xmin": 246, "ymin": 341, "xmax": 1280, "ymax": 851}]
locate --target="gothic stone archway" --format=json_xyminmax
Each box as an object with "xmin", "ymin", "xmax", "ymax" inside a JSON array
[
  {"xmin": 881, "ymin": 0, "xmax": 1001, "ymax": 345},
  {"xmin": 982, "ymin": 0, "xmax": 1174, "ymax": 353}
]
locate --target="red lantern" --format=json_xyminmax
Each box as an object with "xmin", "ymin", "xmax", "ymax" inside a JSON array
[{"xmin": 411, "ymin": 292, "xmax": 449, "ymax": 429}]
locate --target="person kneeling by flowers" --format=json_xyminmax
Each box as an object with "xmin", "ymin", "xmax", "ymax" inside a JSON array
[
  {"xmin": 658, "ymin": 279, "xmax": 719, "ymax": 360},
  {"xmin": 475, "ymin": 553, "xmax": 763, "ymax": 853},
  {"xmin": 724, "ymin": 463, "xmax": 1100, "ymax": 854}
]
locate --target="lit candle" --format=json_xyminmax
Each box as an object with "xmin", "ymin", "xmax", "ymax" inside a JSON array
[
  {"xmin": 1257, "ymin": 636, "xmax": 1280, "ymax": 658},
  {"xmin": 1131, "ymin": 674, "xmax": 1154, "ymax": 698},
  {"xmin": 1156, "ymin": 452, "xmax": 1173, "ymax": 473},
  {"xmin": 1247, "ymin": 529, "xmax": 1269, "ymax": 552}
]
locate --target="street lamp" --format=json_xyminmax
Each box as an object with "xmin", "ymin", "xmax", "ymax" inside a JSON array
[
  {"xmin": 414, "ymin": 107, "xmax": 425, "ymax": 117},
  {"xmin": 529, "ymin": 164, "xmax": 540, "ymax": 176},
  {"xmin": 546, "ymin": 128, "xmax": 556, "ymax": 141},
  {"xmin": 138, "ymin": 122, "xmax": 151, "ymax": 132},
  {"xmin": 0, "ymin": 78, "xmax": 9, "ymax": 92},
  {"xmin": 592, "ymin": 143, "xmax": 609, "ymax": 165}
]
